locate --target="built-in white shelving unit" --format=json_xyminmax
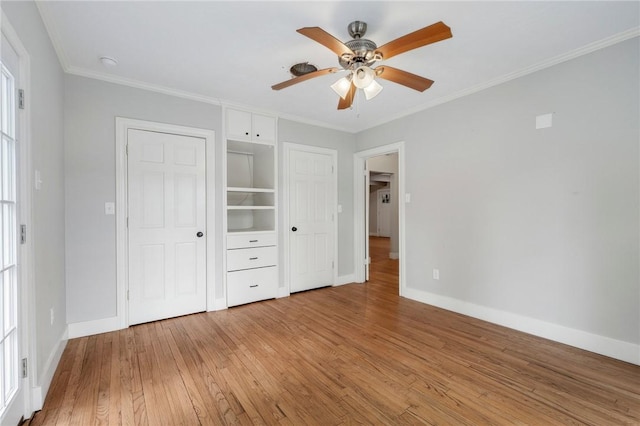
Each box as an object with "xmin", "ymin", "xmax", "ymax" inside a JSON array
[{"xmin": 223, "ymin": 108, "xmax": 278, "ymax": 307}]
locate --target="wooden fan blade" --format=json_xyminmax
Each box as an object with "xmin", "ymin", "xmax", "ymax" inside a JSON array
[
  {"xmin": 375, "ymin": 66, "xmax": 434, "ymax": 92},
  {"xmin": 376, "ymin": 21, "xmax": 452, "ymax": 60},
  {"xmin": 297, "ymin": 27, "xmax": 354, "ymax": 57},
  {"xmin": 272, "ymin": 67, "xmax": 340, "ymax": 90},
  {"xmin": 337, "ymin": 83, "xmax": 356, "ymax": 110}
]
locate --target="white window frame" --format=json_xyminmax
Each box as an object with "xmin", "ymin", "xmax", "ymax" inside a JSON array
[{"xmin": 1, "ymin": 10, "xmax": 35, "ymax": 421}]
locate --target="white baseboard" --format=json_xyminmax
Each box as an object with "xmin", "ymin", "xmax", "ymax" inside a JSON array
[
  {"xmin": 369, "ymin": 232, "xmax": 379, "ymax": 237},
  {"xmin": 335, "ymin": 274, "xmax": 356, "ymax": 286},
  {"xmin": 211, "ymin": 297, "xmax": 228, "ymax": 311},
  {"xmin": 389, "ymin": 252, "xmax": 399, "ymax": 259},
  {"xmin": 277, "ymin": 287, "xmax": 290, "ymax": 299},
  {"xmin": 404, "ymin": 287, "xmax": 640, "ymax": 366},
  {"xmin": 32, "ymin": 326, "xmax": 68, "ymax": 410},
  {"xmin": 68, "ymin": 316, "xmax": 123, "ymax": 339}
]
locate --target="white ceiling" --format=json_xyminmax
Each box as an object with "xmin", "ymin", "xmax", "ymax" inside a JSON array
[{"xmin": 37, "ymin": 1, "xmax": 639, "ymax": 133}]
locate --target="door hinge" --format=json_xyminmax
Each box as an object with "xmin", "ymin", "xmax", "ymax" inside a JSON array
[
  {"xmin": 332, "ymin": 260, "xmax": 334, "ymax": 269},
  {"xmin": 20, "ymin": 224, "xmax": 26, "ymax": 244},
  {"xmin": 126, "ymin": 144, "xmax": 129, "ymax": 155},
  {"xmin": 364, "ymin": 258, "xmax": 371, "ymax": 266},
  {"xmin": 126, "ymin": 217, "xmax": 129, "ymax": 228},
  {"xmin": 127, "ymin": 290, "xmax": 129, "ymax": 300},
  {"xmin": 21, "ymin": 358, "xmax": 28, "ymax": 378},
  {"xmin": 18, "ymin": 89, "xmax": 25, "ymax": 109}
]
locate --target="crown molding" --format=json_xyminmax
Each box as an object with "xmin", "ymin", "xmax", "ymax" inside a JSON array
[
  {"xmin": 66, "ymin": 66, "xmax": 352, "ymax": 133},
  {"xmin": 35, "ymin": 1, "xmax": 70, "ymax": 72},
  {"xmin": 367, "ymin": 27, "xmax": 640, "ymax": 132},
  {"xmin": 67, "ymin": 66, "xmax": 223, "ymax": 106},
  {"xmin": 35, "ymin": 1, "xmax": 638, "ymax": 135}
]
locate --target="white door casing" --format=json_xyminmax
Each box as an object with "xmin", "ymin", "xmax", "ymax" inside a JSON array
[
  {"xmin": 115, "ymin": 118, "xmax": 215, "ymax": 332},
  {"xmin": 364, "ymin": 166, "xmax": 370, "ymax": 281},
  {"xmin": 283, "ymin": 144, "xmax": 337, "ymax": 294},
  {"xmin": 354, "ymin": 142, "xmax": 406, "ymax": 295},
  {"xmin": 127, "ymin": 129, "xmax": 206, "ymax": 325}
]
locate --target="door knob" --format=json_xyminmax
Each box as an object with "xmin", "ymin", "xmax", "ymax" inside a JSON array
[
  {"xmin": 291, "ymin": 227, "xmax": 297, "ymax": 232},
  {"xmin": 196, "ymin": 232, "xmax": 204, "ymax": 237}
]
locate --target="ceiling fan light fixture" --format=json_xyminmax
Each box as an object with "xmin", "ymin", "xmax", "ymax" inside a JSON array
[
  {"xmin": 276, "ymin": 20, "xmax": 452, "ymax": 110},
  {"xmin": 363, "ymin": 79, "xmax": 383, "ymax": 100},
  {"xmin": 352, "ymin": 66, "xmax": 375, "ymax": 89},
  {"xmin": 331, "ymin": 75, "xmax": 352, "ymax": 99}
]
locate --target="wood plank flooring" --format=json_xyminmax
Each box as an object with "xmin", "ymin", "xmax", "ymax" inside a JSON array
[{"xmin": 28, "ymin": 237, "xmax": 640, "ymax": 425}]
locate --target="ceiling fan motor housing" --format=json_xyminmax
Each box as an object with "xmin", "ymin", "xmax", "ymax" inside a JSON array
[{"xmin": 339, "ymin": 37, "xmax": 378, "ymax": 69}]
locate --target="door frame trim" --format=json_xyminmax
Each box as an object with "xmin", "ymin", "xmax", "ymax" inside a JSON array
[
  {"xmin": 281, "ymin": 142, "xmax": 338, "ymax": 296},
  {"xmin": 1, "ymin": 10, "xmax": 36, "ymax": 420},
  {"xmin": 115, "ymin": 118, "xmax": 215, "ymax": 328},
  {"xmin": 354, "ymin": 142, "xmax": 406, "ymax": 296}
]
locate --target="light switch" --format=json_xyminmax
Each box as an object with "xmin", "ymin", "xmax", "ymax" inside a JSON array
[
  {"xmin": 405, "ymin": 193, "xmax": 411, "ymax": 203},
  {"xmin": 337, "ymin": 204, "xmax": 343, "ymax": 213},
  {"xmin": 536, "ymin": 113, "xmax": 553, "ymax": 129},
  {"xmin": 105, "ymin": 202, "xmax": 115, "ymax": 215},
  {"xmin": 34, "ymin": 170, "xmax": 42, "ymax": 190}
]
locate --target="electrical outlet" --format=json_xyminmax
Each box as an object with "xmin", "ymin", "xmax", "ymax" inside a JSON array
[
  {"xmin": 433, "ymin": 269, "xmax": 440, "ymax": 280},
  {"xmin": 50, "ymin": 308, "xmax": 54, "ymax": 325}
]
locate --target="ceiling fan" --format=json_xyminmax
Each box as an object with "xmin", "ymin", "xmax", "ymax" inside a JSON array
[{"xmin": 272, "ymin": 20, "xmax": 452, "ymax": 110}]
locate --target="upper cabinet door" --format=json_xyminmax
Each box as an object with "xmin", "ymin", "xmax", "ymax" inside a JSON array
[
  {"xmin": 252, "ymin": 114, "xmax": 276, "ymax": 144},
  {"xmin": 226, "ymin": 108, "xmax": 253, "ymax": 141},
  {"xmin": 226, "ymin": 109, "xmax": 276, "ymax": 144}
]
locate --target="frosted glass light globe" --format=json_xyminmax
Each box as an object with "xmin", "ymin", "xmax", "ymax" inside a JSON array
[{"xmin": 352, "ymin": 66, "xmax": 375, "ymax": 89}]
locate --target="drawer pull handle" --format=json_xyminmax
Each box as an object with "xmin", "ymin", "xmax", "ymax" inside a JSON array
[
  {"xmin": 249, "ymin": 257, "xmax": 258, "ymax": 260},
  {"xmin": 249, "ymin": 240, "xmax": 258, "ymax": 243},
  {"xmin": 249, "ymin": 284, "xmax": 259, "ymax": 288}
]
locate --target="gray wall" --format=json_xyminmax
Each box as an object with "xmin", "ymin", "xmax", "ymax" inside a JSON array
[
  {"xmin": 3, "ymin": 1, "xmax": 67, "ymax": 384},
  {"xmin": 64, "ymin": 78, "xmax": 358, "ymax": 324},
  {"xmin": 64, "ymin": 75, "xmax": 222, "ymax": 323},
  {"xmin": 356, "ymin": 38, "xmax": 639, "ymax": 345},
  {"xmin": 279, "ymin": 119, "xmax": 356, "ymax": 278}
]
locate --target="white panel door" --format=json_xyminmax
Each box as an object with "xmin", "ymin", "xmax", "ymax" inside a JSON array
[
  {"xmin": 128, "ymin": 129, "xmax": 206, "ymax": 325},
  {"xmin": 289, "ymin": 150, "xmax": 334, "ymax": 292}
]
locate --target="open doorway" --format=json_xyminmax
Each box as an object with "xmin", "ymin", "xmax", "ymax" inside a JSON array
[
  {"xmin": 354, "ymin": 142, "xmax": 405, "ymax": 295},
  {"xmin": 367, "ymin": 154, "xmax": 399, "ymax": 290}
]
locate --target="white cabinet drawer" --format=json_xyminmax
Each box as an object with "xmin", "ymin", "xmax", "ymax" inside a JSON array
[
  {"xmin": 227, "ymin": 246, "xmax": 277, "ymax": 271},
  {"xmin": 227, "ymin": 266, "xmax": 277, "ymax": 307},
  {"xmin": 227, "ymin": 233, "xmax": 276, "ymax": 249}
]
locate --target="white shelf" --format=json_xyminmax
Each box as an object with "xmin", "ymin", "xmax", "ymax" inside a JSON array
[
  {"xmin": 227, "ymin": 206, "xmax": 275, "ymax": 210},
  {"xmin": 227, "ymin": 187, "xmax": 274, "ymax": 193},
  {"xmin": 227, "ymin": 227, "xmax": 275, "ymax": 234}
]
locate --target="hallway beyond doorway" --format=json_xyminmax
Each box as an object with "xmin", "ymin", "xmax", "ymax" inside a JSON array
[{"xmin": 369, "ymin": 236, "xmax": 399, "ymax": 289}]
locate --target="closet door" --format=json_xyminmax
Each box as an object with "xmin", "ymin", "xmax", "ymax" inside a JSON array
[
  {"xmin": 288, "ymin": 149, "xmax": 335, "ymax": 292},
  {"xmin": 127, "ymin": 129, "xmax": 206, "ymax": 325}
]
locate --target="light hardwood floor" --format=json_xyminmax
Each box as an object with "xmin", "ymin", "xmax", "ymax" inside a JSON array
[{"xmin": 28, "ymin": 237, "xmax": 639, "ymax": 425}]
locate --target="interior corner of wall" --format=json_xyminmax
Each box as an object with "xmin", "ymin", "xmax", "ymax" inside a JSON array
[{"xmin": 33, "ymin": 326, "xmax": 68, "ymax": 411}]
